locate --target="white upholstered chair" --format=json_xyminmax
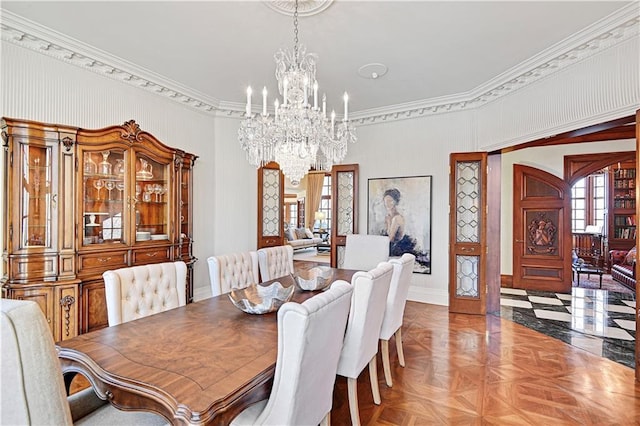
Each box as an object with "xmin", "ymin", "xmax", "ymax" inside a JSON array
[
  {"xmin": 1, "ymin": 298, "xmax": 167, "ymax": 425},
  {"xmin": 257, "ymin": 245, "xmax": 295, "ymax": 281},
  {"xmin": 103, "ymin": 261, "xmax": 187, "ymax": 327},
  {"xmin": 379, "ymin": 253, "xmax": 416, "ymax": 387},
  {"xmin": 207, "ymin": 251, "xmax": 259, "ymax": 297},
  {"xmin": 336, "ymin": 262, "xmax": 394, "ymax": 426},
  {"xmin": 342, "ymin": 234, "xmax": 390, "ymax": 271},
  {"xmin": 230, "ymin": 281, "xmax": 353, "ymax": 426}
]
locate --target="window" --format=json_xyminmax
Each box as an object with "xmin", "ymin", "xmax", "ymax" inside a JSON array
[
  {"xmin": 318, "ymin": 174, "xmax": 331, "ymax": 232},
  {"xmin": 571, "ymin": 174, "xmax": 606, "ymax": 233}
]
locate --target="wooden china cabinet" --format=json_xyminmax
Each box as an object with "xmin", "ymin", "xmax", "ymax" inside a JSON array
[{"xmin": 2, "ymin": 118, "xmax": 197, "ymax": 340}]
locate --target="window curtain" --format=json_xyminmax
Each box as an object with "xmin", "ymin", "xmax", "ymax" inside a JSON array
[{"xmin": 305, "ymin": 172, "xmax": 325, "ymax": 229}]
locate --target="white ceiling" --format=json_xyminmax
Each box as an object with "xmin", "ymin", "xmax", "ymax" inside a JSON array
[{"xmin": 1, "ymin": 1, "xmax": 631, "ymax": 116}]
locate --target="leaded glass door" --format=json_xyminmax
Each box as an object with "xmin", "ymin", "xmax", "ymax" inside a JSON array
[
  {"xmin": 258, "ymin": 162, "xmax": 284, "ymax": 248},
  {"xmin": 449, "ymin": 153, "xmax": 488, "ymax": 314},
  {"xmin": 332, "ymin": 164, "xmax": 358, "ymax": 268}
]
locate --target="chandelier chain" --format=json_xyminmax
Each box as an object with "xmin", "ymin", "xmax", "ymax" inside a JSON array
[{"xmin": 293, "ymin": 0, "xmax": 299, "ymax": 63}]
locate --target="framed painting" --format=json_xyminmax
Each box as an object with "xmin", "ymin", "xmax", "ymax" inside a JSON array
[{"xmin": 368, "ymin": 175, "xmax": 432, "ymax": 274}]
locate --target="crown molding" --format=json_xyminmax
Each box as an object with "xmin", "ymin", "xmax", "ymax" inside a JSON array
[
  {"xmin": 1, "ymin": 4, "xmax": 638, "ymax": 123},
  {"xmin": 0, "ymin": 10, "xmax": 222, "ymax": 115},
  {"xmin": 351, "ymin": 3, "xmax": 640, "ymax": 125}
]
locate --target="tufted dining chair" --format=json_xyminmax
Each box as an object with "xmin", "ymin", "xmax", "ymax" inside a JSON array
[
  {"xmin": 230, "ymin": 281, "xmax": 353, "ymax": 426},
  {"xmin": 257, "ymin": 245, "xmax": 295, "ymax": 281},
  {"xmin": 378, "ymin": 253, "xmax": 416, "ymax": 387},
  {"xmin": 342, "ymin": 234, "xmax": 390, "ymax": 271},
  {"xmin": 336, "ymin": 262, "xmax": 394, "ymax": 426},
  {"xmin": 1, "ymin": 298, "xmax": 167, "ymax": 425},
  {"xmin": 207, "ymin": 251, "xmax": 259, "ymax": 297},
  {"xmin": 103, "ymin": 261, "xmax": 187, "ymax": 327}
]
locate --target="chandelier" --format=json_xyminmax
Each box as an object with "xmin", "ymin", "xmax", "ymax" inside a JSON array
[{"xmin": 238, "ymin": 0, "xmax": 356, "ymax": 185}]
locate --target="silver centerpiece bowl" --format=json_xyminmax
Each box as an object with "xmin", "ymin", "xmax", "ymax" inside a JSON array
[
  {"xmin": 295, "ymin": 266, "xmax": 334, "ymax": 291},
  {"xmin": 228, "ymin": 277, "xmax": 295, "ymax": 314}
]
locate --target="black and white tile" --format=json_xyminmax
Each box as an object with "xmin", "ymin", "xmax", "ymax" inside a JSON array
[{"xmin": 500, "ymin": 287, "xmax": 636, "ymax": 368}]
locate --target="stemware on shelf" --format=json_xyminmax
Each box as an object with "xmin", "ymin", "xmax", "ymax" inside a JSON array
[
  {"xmin": 93, "ymin": 179, "xmax": 104, "ymax": 200},
  {"xmin": 105, "ymin": 180, "xmax": 115, "ymax": 200},
  {"xmin": 159, "ymin": 185, "xmax": 167, "ymax": 202},
  {"xmin": 116, "ymin": 182, "xmax": 125, "ymax": 200}
]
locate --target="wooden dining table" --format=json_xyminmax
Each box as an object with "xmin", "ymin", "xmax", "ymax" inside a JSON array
[{"xmin": 56, "ymin": 266, "xmax": 356, "ymax": 425}]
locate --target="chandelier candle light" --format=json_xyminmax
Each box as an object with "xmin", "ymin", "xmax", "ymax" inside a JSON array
[{"xmin": 238, "ymin": 0, "xmax": 356, "ymax": 185}]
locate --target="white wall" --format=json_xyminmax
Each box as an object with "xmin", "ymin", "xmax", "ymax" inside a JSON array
[
  {"xmin": 500, "ymin": 139, "xmax": 635, "ymax": 276},
  {"xmin": 346, "ymin": 111, "xmax": 475, "ymax": 305}
]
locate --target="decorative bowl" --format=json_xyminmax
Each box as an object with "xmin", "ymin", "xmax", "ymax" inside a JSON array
[
  {"xmin": 295, "ymin": 266, "xmax": 334, "ymax": 291},
  {"xmin": 228, "ymin": 276, "xmax": 295, "ymax": 315}
]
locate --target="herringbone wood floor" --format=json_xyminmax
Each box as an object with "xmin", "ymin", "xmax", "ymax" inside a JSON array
[{"xmin": 330, "ymin": 301, "xmax": 640, "ymax": 425}]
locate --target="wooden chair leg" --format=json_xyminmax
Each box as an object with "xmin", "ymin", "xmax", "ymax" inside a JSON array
[
  {"xmin": 368, "ymin": 356, "xmax": 381, "ymax": 405},
  {"xmin": 395, "ymin": 328, "xmax": 405, "ymax": 367},
  {"xmin": 320, "ymin": 412, "xmax": 331, "ymax": 426},
  {"xmin": 347, "ymin": 377, "xmax": 361, "ymax": 426},
  {"xmin": 381, "ymin": 339, "xmax": 393, "ymax": 387}
]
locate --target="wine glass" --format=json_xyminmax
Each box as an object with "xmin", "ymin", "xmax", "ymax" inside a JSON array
[
  {"xmin": 105, "ymin": 180, "xmax": 115, "ymax": 200},
  {"xmin": 145, "ymin": 184, "xmax": 155, "ymax": 202},
  {"xmin": 159, "ymin": 185, "xmax": 167, "ymax": 202},
  {"xmin": 153, "ymin": 184, "xmax": 162, "ymax": 202},
  {"xmin": 135, "ymin": 183, "xmax": 141, "ymax": 200},
  {"xmin": 93, "ymin": 179, "xmax": 104, "ymax": 200},
  {"xmin": 116, "ymin": 182, "xmax": 125, "ymax": 200}
]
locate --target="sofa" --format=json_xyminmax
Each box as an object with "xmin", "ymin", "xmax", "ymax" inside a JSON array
[
  {"xmin": 284, "ymin": 225, "xmax": 322, "ymax": 251},
  {"xmin": 609, "ymin": 247, "xmax": 636, "ymax": 290}
]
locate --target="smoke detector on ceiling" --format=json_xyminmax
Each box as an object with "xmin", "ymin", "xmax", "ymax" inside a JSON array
[{"xmin": 358, "ymin": 63, "xmax": 388, "ymax": 80}]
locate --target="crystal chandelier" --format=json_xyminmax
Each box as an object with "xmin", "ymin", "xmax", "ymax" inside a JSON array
[{"xmin": 238, "ymin": 0, "xmax": 356, "ymax": 185}]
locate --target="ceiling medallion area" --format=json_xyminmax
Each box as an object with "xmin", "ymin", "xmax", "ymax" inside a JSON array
[{"xmin": 263, "ymin": 0, "xmax": 333, "ymax": 16}]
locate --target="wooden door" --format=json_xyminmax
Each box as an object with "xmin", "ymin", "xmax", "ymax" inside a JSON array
[
  {"xmin": 331, "ymin": 164, "xmax": 359, "ymax": 268},
  {"xmin": 257, "ymin": 162, "xmax": 284, "ymax": 249},
  {"xmin": 449, "ymin": 153, "xmax": 488, "ymax": 314},
  {"xmin": 513, "ymin": 165, "xmax": 571, "ymax": 292}
]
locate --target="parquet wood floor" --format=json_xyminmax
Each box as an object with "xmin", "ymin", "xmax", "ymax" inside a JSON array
[{"xmin": 330, "ymin": 301, "xmax": 640, "ymax": 425}]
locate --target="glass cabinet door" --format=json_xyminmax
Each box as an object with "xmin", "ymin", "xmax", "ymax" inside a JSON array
[
  {"xmin": 81, "ymin": 149, "xmax": 127, "ymax": 246},
  {"xmin": 18, "ymin": 143, "xmax": 57, "ymax": 250},
  {"xmin": 134, "ymin": 153, "xmax": 170, "ymax": 242}
]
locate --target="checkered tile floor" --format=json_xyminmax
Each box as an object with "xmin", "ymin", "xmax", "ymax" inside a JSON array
[{"xmin": 500, "ymin": 287, "xmax": 636, "ymax": 368}]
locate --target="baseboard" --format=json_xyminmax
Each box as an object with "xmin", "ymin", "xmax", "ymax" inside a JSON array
[
  {"xmin": 407, "ymin": 286, "xmax": 448, "ymax": 306},
  {"xmin": 501, "ymin": 274, "xmax": 513, "ymax": 288}
]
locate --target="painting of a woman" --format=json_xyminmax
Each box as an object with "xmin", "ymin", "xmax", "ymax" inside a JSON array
[
  {"xmin": 368, "ymin": 176, "xmax": 432, "ymax": 274},
  {"xmin": 382, "ymin": 188, "xmax": 417, "ymax": 256}
]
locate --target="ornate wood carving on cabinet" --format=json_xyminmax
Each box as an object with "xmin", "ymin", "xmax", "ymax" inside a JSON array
[{"xmin": 2, "ymin": 118, "xmax": 197, "ymax": 338}]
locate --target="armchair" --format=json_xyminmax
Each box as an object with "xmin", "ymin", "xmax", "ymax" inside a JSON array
[
  {"xmin": 103, "ymin": 261, "xmax": 187, "ymax": 326},
  {"xmin": 1, "ymin": 299, "xmax": 166, "ymax": 425},
  {"xmin": 609, "ymin": 247, "xmax": 636, "ymax": 290}
]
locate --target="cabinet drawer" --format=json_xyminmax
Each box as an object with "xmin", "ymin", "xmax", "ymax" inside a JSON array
[
  {"xmin": 132, "ymin": 246, "xmax": 171, "ymax": 265},
  {"xmin": 78, "ymin": 251, "xmax": 128, "ymax": 274},
  {"xmin": 8, "ymin": 254, "xmax": 58, "ymax": 281}
]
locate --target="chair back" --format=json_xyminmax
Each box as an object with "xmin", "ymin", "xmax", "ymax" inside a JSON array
[
  {"xmin": 342, "ymin": 234, "xmax": 390, "ymax": 271},
  {"xmin": 1, "ymin": 299, "xmax": 73, "ymax": 425},
  {"xmin": 257, "ymin": 245, "xmax": 294, "ymax": 281},
  {"xmin": 254, "ymin": 281, "xmax": 353, "ymax": 425},
  {"xmin": 207, "ymin": 251, "xmax": 259, "ymax": 296},
  {"xmin": 337, "ymin": 262, "xmax": 394, "ymax": 378},
  {"xmin": 379, "ymin": 253, "xmax": 416, "ymax": 340},
  {"xmin": 103, "ymin": 261, "xmax": 187, "ymax": 326}
]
